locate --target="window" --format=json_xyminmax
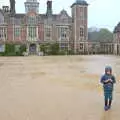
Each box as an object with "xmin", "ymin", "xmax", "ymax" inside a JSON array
[
  {"xmin": 80, "ymin": 7, "xmax": 84, "ymax": 19},
  {"xmin": 61, "ymin": 33, "xmax": 66, "ymax": 38},
  {"xmin": 0, "ymin": 28, "xmax": 3, "ymax": 39},
  {"xmin": 80, "ymin": 12, "xmax": 83, "ymax": 19},
  {"xmin": 60, "ymin": 27, "xmax": 67, "ymax": 40},
  {"xmin": 45, "ymin": 30, "xmax": 51, "ymax": 40},
  {"xmin": 45, "ymin": 25, "xmax": 52, "ymax": 40},
  {"xmin": 84, "ymin": 7, "xmax": 87, "ymax": 19},
  {"xmin": 80, "ymin": 43, "xmax": 83, "ymax": 49},
  {"xmin": 0, "ymin": 44, "xmax": 5, "ymax": 52},
  {"xmin": 28, "ymin": 27, "xmax": 36, "ymax": 38},
  {"xmin": 0, "ymin": 27, "xmax": 6, "ymax": 40},
  {"xmin": 80, "ymin": 27, "xmax": 84, "ymax": 37},
  {"xmin": 14, "ymin": 28, "xmax": 21, "ymax": 37},
  {"xmin": 28, "ymin": 16, "xmax": 36, "ymax": 25}
]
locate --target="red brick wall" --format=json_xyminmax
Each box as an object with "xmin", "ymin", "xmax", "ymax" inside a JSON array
[
  {"xmin": 76, "ymin": 6, "xmax": 88, "ymax": 41},
  {"xmin": 7, "ymin": 25, "xmax": 13, "ymax": 42},
  {"xmin": 21, "ymin": 26, "xmax": 27, "ymax": 42},
  {"xmin": 72, "ymin": 5, "xmax": 88, "ymax": 51},
  {"xmin": 38, "ymin": 23, "xmax": 44, "ymax": 42}
]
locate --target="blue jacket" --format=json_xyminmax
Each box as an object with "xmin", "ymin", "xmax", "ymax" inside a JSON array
[{"xmin": 100, "ymin": 74, "xmax": 116, "ymax": 91}]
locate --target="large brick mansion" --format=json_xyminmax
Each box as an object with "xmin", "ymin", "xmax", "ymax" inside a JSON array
[{"xmin": 0, "ymin": 0, "xmax": 88, "ymax": 54}]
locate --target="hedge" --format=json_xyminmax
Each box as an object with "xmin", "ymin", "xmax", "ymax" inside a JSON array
[{"xmin": 0, "ymin": 44, "xmax": 26, "ymax": 56}]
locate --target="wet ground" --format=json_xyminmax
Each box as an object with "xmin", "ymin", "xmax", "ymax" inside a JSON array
[{"xmin": 0, "ymin": 55, "xmax": 120, "ymax": 120}]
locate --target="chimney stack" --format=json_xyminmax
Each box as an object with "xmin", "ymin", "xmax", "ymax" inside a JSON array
[
  {"xmin": 2, "ymin": 6, "xmax": 10, "ymax": 13},
  {"xmin": 46, "ymin": 1, "xmax": 52, "ymax": 16}
]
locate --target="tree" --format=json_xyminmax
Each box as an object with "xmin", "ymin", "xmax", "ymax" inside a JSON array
[
  {"xmin": 40, "ymin": 43, "xmax": 50, "ymax": 55},
  {"xmin": 88, "ymin": 28, "xmax": 113, "ymax": 43},
  {"xmin": 40, "ymin": 43, "xmax": 60, "ymax": 55},
  {"xmin": 49, "ymin": 43, "xmax": 59, "ymax": 55},
  {"xmin": 0, "ymin": 43, "xmax": 26, "ymax": 56},
  {"xmin": 98, "ymin": 29, "xmax": 113, "ymax": 43}
]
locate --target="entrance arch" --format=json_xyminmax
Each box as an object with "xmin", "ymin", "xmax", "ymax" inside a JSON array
[{"xmin": 29, "ymin": 44, "xmax": 36, "ymax": 54}]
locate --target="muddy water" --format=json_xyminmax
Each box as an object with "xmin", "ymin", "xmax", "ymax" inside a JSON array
[{"xmin": 0, "ymin": 55, "xmax": 120, "ymax": 120}]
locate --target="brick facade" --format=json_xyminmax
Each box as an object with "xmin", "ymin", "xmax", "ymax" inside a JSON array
[{"xmin": 0, "ymin": 0, "xmax": 88, "ymax": 54}]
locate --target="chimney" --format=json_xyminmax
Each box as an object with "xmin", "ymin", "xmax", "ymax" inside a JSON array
[
  {"xmin": 2, "ymin": 6, "xmax": 10, "ymax": 13},
  {"xmin": 46, "ymin": 1, "xmax": 52, "ymax": 16}
]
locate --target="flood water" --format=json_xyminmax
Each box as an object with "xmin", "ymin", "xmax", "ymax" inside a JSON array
[{"xmin": 0, "ymin": 55, "xmax": 120, "ymax": 120}]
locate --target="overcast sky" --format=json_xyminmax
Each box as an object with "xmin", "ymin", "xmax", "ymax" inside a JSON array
[{"xmin": 0, "ymin": 0, "xmax": 120, "ymax": 31}]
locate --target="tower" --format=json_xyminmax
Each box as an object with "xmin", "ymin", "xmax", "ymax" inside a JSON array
[
  {"xmin": 24, "ymin": 0, "xmax": 39, "ymax": 13},
  {"xmin": 71, "ymin": 0, "xmax": 88, "ymax": 53}
]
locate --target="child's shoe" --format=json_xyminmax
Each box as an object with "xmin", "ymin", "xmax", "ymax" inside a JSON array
[
  {"xmin": 104, "ymin": 106, "xmax": 109, "ymax": 111},
  {"xmin": 108, "ymin": 105, "xmax": 111, "ymax": 110}
]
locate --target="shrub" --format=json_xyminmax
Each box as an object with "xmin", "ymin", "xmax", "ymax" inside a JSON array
[
  {"xmin": 0, "ymin": 52, "xmax": 5, "ymax": 56},
  {"xmin": 2, "ymin": 44, "xmax": 27, "ymax": 56},
  {"xmin": 19, "ymin": 44, "xmax": 26, "ymax": 56}
]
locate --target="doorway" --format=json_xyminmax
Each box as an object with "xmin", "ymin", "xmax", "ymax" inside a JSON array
[{"xmin": 29, "ymin": 44, "xmax": 36, "ymax": 55}]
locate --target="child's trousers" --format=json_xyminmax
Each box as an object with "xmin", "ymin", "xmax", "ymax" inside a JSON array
[{"xmin": 104, "ymin": 89, "xmax": 113, "ymax": 101}]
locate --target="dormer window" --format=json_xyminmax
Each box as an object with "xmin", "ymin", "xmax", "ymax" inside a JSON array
[{"xmin": 60, "ymin": 9, "xmax": 69, "ymax": 22}]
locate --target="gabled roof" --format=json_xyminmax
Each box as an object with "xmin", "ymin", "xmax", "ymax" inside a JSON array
[
  {"xmin": 113, "ymin": 22, "xmax": 120, "ymax": 33},
  {"xmin": 60, "ymin": 9, "xmax": 72, "ymax": 19}
]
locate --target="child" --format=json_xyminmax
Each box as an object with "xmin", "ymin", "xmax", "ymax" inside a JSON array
[{"xmin": 100, "ymin": 66, "xmax": 116, "ymax": 111}]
